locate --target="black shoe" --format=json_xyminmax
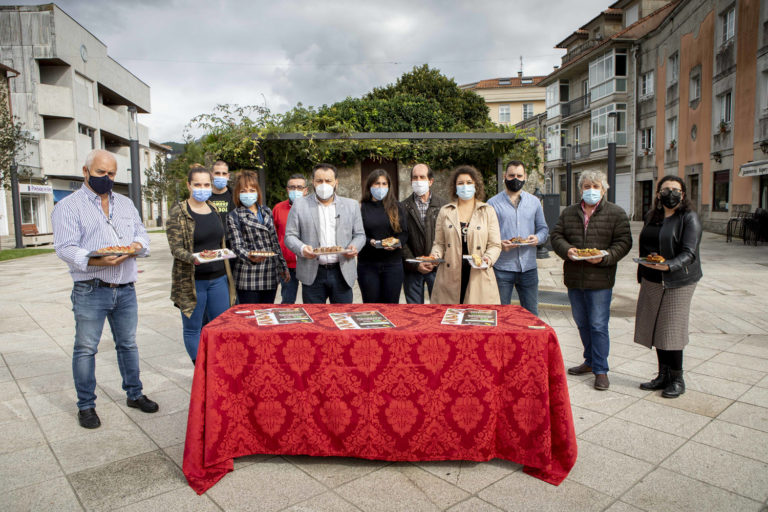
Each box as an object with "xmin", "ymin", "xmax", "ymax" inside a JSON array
[
  {"xmin": 78, "ymin": 408, "xmax": 101, "ymax": 429},
  {"xmin": 640, "ymin": 364, "xmax": 670, "ymax": 390},
  {"xmin": 568, "ymin": 362, "xmax": 593, "ymax": 375},
  {"xmin": 662, "ymin": 370, "xmax": 685, "ymax": 398},
  {"xmin": 126, "ymin": 395, "xmax": 159, "ymax": 413}
]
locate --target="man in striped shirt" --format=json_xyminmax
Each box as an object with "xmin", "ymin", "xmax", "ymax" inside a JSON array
[{"xmin": 52, "ymin": 149, "xmax": 159, "ymax": 429}]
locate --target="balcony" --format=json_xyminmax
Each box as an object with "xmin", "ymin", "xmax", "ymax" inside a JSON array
[
  {"xmin": 562, "ymin": 40, "xmax": 602, "ymax": 66},
  {"xmin": 570, "ymin": 143, "xmax": 592, "ymax": 162},
  {"xmin": 37, "ymin": 84, "xmax": 74, "ymax": 118},
  {"xmin": 716, "ymin": 40, "xmax": 735, "ymax": 76},
  {"xmin": 99, "ymin": 104, "xmax": 130, "ymax": 140},
  {"xmin": 561, "ymin": 94, "xmax": 591, "ymax": 119},
  {"xmin": 40, "ymin": 139, "xmax": 77, "ymax": 176}
]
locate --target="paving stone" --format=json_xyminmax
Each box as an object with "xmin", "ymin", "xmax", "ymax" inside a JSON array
[
  {"xmin": 37, "ymin": 401, "xmax": 133, "ymax": 443},
  {"xmin": 691, "ymin": 360, "xmax": 766, "ymax": 385},
  {"xmin": 621, "ymin": 467, "xmax": 761, "ymax": 512},
  {"xmin": 446, "ymin": 497, "xmax": 504, "ymax": 512},
  {"xmin": 693, "ymin": 420, "xmax": 768, "ymax": 463},
  {"xmin": 114, "ymin": 485, "xmax": 220, "ymax": 511},
  {"xmin": 282, "ymin": 491, "xmax": 362, "ymax": 512},
  {"xmin": 602, "ymin": 371, "xmax": 654, "ymax": 398},
  {"xmin": 602, "ymin": 502, "xmax": 645, "ymax": 512},
  {"xmin": 415, "ymin": 459, "xmax": 521, "ymax": 493},
  {"xmin": 567, "ymin": 381, "xmax": 639, "ymax": 415},
  {"xmin": 579, "ymin": 417, "xmax": 686, "ymax": 464},
  {"xmin": 287, "ymin": 455, "xmax": 390, "ymax": 489},
  {"xmin": 709, "ymin": 352, "xmax": 768, "ymax": 373},
  {"xmin": 118, "ymin": 385, "xmax": 189, "ymax": 420},
  {"xmin": 136, "ymin": 409, "xmax": 190, "ymax": 448},
  {"xmin": 737, "ymin": 386, "xmax": 768, "ymax": 409},
  {"xmin": 98, "ymin": 370, "xmax": 179, "ymax": 402},
  {"xmin": 0, "ymin": 397, "xmax": 33, "ymax": 425},
  {"xmin": 661, "ymin": 441, "xmax": 768, "ymax": 502},
  {"xmin": 645, "ymin": 388, "xmax": 733, "ymax": 418},
  {"xmin": 336, "ymin": 463, "xmax": 470, "ymax": 512},
  {"xmin": 4, "ymin": 476, "xmax": 82, "ymax": 511},
  {"xmin": 570, "ymin": 405, "xmax": 609, "ymax": 435},
  {"xmin": 0, "ymin": 444, "xmax": 62, "ymax": 493},
  {"xmin": 2, "ymin": 346, "xmax": 70, "ymax": 366},
  {"xmin": 615, "ymin": 398, "xmax": 711, "ymax": 437},
  {"xmin": 718, "ymin": 401, "xmax": 768, "ymax": 433},
  {"xmin": 567, "ymin": 440, "xmax": 652, "ymax": 497},
  {"xmin": 7, "ymin": 357, "xmax": 72, "ymax": 380},
  {"xmin": 17, "ymin": 370, "xmax": 78, "ymax": 397},
  {"xmin": 478, "ymin": 471, "xmax": 613, "ymax": 512},
  {"xmin": 69, "ymin": 450, "xmax": 186, "ymax": 511},
  {"xmin": 0, "ymin": 365, "xmax": 11, "ymax": 383},
  {"xmin": 0, "ymin": 418, "xmax": 46, "ymax": 454},
  {"xmin": 684, "ymin": 371, "xmax": 752, "ymax": 400}
]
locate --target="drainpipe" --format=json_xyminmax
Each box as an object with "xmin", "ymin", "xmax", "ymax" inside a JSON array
[{"xmin": 630, "ymin": 44, "xmax": 639, "ymax": 220}]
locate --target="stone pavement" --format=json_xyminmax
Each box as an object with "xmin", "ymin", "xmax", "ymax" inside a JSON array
[{"xmin": 1, "ymin": 223, "xmax": 768, "ymax": 511}]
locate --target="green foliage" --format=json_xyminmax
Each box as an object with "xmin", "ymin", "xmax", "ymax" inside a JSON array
[
  {"xmin": 0, "ymin": 83, "xmax": 32, "ymax": 189},
  {"xmin": 0, "ymin": 248, "xmax": 55, "ymax": 261}
]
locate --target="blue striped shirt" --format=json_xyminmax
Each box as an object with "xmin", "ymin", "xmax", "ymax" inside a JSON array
[
  {"xmin": 52, "ymin": 185, "xmax": 150, "ymax": 284},
  {"xmin": 487, "ymin": 190, "xmax": 549, "ymax": 273}
]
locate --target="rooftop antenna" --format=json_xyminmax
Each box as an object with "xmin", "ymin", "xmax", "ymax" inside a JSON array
[{"xmin": 519, "ymin": 56, "xmax": 523, "ymax": 76}]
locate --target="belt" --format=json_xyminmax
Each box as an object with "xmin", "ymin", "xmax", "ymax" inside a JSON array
[
  {"xmin": 79, "ymin": 279, "xmax": 133, "ymax": 288},
  {"xmin": 318, "ymin": 262, "xmax": 340, "ymax": 269}
]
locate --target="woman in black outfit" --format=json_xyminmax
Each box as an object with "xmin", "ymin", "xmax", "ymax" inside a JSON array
[
  {"xmin": 358, "ymin": 169, "xmax": 408, "ymax": 303},
  {"xmin": 633, "ymin": 175, "xmax": 703, "ymax": 398}
]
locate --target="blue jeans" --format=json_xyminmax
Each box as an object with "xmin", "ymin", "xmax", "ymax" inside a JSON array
[
  {"xmin": 302, "ymin": 264, "xmax": 353, "ymax": 304},
  {"xmin": 358, "ymin": 261, "xmax": 404, "ymax": 303},
  {"xmin": 404, "ymin": 269, "xmax": 437, "ymax": 304},
  {"xmin": 280, "ymin": 268, "xmax": 299, "ymax": 304},
  {"xmin": 71, "ymin": 281, "xmax": 143, "ymax": 411},
  {"xmin": 568, "ymin": 288, "xmax": 613, "ymax": 375},
  {"xmin": 494, "ymin": 268, "xmax": 539, "ymax": 316},
  {"xmin": 181, "ymin": 275, "xmax": 230, "ymax": 361}
]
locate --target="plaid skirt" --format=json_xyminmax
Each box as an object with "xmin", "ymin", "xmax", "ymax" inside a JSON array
[{"xmin": 634, "ymin": 279, "xmax": 697, "ymax": 350}]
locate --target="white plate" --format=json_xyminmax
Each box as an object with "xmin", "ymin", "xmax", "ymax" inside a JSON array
[
  {"xmin": 463, "ymin": 255, "xmax": 489, "ymax": 269},
  {"xmin": 572, "ymin": 249, "xmax": 609, "ymax": 261}
]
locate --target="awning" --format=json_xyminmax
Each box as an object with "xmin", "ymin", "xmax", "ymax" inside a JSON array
[
  {"xmin": 53, "ymin": 189, "xmax": 73, "ymax": 202},
  {"xmin": 739, "ymin": 160, "xmax": 768, "ymax": 177}
]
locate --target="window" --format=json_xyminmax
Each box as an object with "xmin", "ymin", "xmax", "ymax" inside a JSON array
[
  {"xmin": 690, "ymin": 74, "xmax": 701, "ymax": 102},
  {"xmin": 73, "ymin": 73, "xmax": 94, "ymax": 108},
  {"xmin": 589, "ymin": 49, "xmax": 628, "ymax": 101},
  {"xmin": 499, "ymin": 79, "xmax": 511, "ymax": 85},
  {"xmin": 667, "ymin": 117, "xmax": 678, "ymax": 146},
  {"xmin": 559, "ymin": 173, "xmax": 567, "ymax": 206},
  {"xmin": 78, "ymin": 124, "xmax": 96, "ymax": 149},
  {"xmin": 522, "ymin": 103, "xmax": 534, "ymax": 120},
  {"xmin": 640, "ymin": 71, "xmax": 655, "ymax": 97},
  {"xmin": 21, "ymin": 195, "xmax": 38, "ymax": 225},
  {"xmin": 546, "ymin": 82, "xmax": 560, "ymax": 118},
  {"xmin": 625, "ymin": 4, "xmax": 639, "ymax": 26},
  {"xmin": 668, "ymin": 53, "xmax": 679, "ymax": 84},
  {"xmin": 546, "ymin": 123, "xmax": 561, "ymax": 161},
  {"xmin": 582, "ymin": 80, "xmax": 589, "ymax": 102},
  {"xmin": 640, "ymin": 127, "xmax": 654, "ymax": 152},
  {"xmin": 763, "ymin": 70, "xmax": 768, "ymax": 112},
  {"xmin": 713, "ymin": 170, "xmax": 730, "ymax": 211},
  {"xmin": 719, "ymin": 91, "xmax": 732, "ymax": 123},
  {"xmin": 498, "ymin": 105, "xmax": 511, "ymax": 124},
  {"xmin": 722, "ymin": 7, "xmax": 735, "ymax": 44},
  {"xmin": 573, "ymin": 125, "xmax": 581, "ymax": 147},
  {"xmin": 590, "ymin": 103, "xmax": 627, "ymax": 150}
]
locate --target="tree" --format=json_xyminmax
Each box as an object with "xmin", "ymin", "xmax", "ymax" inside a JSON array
[
  {"xmin": 143, "ymin": 154, "xmax": 171, "ymax": 223},
  {"xmin": 0, "ymin": 81, "xmax": 31, "ymax": 189}
]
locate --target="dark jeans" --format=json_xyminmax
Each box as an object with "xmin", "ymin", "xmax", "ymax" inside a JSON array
[
  {"xmin": 302, "ymin": 264, "xmax": 353, "ymax": 304},
  {"xmin": 182, "ymin": 275, "xmax": 230, "ymax": 361},
  {"xmin": 71, "ymin": 281, "xmax": 143, "ymax": 410},
  {"xmin": 494, "ymin": 268, "xmax": 539, "ymax": 315},
  {"xmin": 358, "ymin": 261, "xmax": 404, "ymax": 303},
  {"xmin": 279, "ymin": 268, "xmax": 299, "ymax": 304},
  {"xmin": 237, "ymin": 288, "xmax": 278, "ymax": 305},
  {"xmin": 568, "ymin": 288, "xmax": 613, "ymax": 375},
  {"xmin": 403, "ymin": 269, "xmax": 437, "ymax": 304}
]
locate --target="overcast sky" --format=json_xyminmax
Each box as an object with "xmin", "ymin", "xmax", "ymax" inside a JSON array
[{"xmin": 6, "ymin": 0, "xmax": 610, "ymax": 142}]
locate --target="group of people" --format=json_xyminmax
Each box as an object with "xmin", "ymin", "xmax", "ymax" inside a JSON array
[{"xmin": 51, "ymin": 148, "xmax": 702, "ymax": 430}]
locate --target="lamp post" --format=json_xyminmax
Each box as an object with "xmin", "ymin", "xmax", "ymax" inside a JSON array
[
  {"xmin": 565, "ymin": 144, "xmax": 572, "ymax": 206},
  {"xmin": 128, "ymin": 106, "xmax": 142, "ymax": 219},
  {"xmin": 607, "ymin": 112, "xmax": 617, "ymax": 203},
  {"xmin": 10, "ymin": 162, "xmax": 24, "ymax": 248}
]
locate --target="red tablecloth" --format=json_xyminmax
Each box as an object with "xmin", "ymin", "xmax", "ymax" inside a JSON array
[{"xmin": 183, "ymin": 304, "xmax": 577, "ymax": 494}]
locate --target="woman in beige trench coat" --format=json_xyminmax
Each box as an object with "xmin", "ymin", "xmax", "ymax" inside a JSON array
[{"xmin": 428, "ymin": 165, "xmax": 501, "ymax": 304}]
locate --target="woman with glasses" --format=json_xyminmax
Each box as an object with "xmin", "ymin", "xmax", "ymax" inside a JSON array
[
  {"xmin": 634, "ymin": 175, "xmax": 702, "ymax": 398},
  {"xmin": 358, "ymin": 169, "xmax": 408, "ymax": 303}
]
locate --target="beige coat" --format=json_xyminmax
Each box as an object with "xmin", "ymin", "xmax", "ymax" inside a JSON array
[{"xmin": 430, "ymin": 201, "xmax": 501, "ymax": 304}]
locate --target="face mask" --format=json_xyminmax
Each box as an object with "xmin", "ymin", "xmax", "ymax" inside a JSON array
[
  {"xmin": 88, "ymin": 173, "xmax": 114, "ymax": 195},
  {"xmin": 288, "ymin": 190, "xmax": 303, "ymax": 203},
  {"xmin": 315, "ymin": 183, "xmax": 334, "ymax": 200},
  {"xmin": 412, "ymin": 180, "xmax": 429, "ymax": 197},
  {"xmin": 456, "ymin": 184, "xmax": 476, "ymax": 200},
  {"xmin": 582, "ymin": 188, "xmax": 602, "ymax": 205},
  {"xmin": 192, "ymin": 188, "xmax": 212, "ymax": 202},
  {"xmin": 239, "ymin": 192, "xmax": 258, "ymax": 207},
  {"xmin": 505, "ymin": 178, "xmax": 525, "ymax": 193},
  {"xmin": 371, "ymin": 187, "xmax": 388, "ymax": 201},
  {"xmin": 213, "ymin": 177, "xmax": 228, "ymax": 189},
  {"xmin": 660, "ymin": 189, "xmax": 682, "ymax": 209}
]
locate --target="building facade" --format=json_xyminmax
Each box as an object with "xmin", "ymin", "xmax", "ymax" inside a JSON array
[
  {"xmin": 542, "ymin": 0, "xmax": 768, "ymax": 232},
  {"xmin": 0, "ymin": 4, "xmax": 166, "ymax": 247},
  {"xmin": 461, "ymin": 73, "xmax": 547, "ymax": 126}
]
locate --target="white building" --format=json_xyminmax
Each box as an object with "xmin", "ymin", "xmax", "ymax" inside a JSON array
[{"xmin": 0, "ymin": 3, "xmax": 168, "ymax": 247}]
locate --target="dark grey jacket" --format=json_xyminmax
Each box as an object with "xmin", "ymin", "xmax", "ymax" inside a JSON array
[
  {"xmin": 638, "ymin": 210, "xmax": 702, "ymax": 288},
  {"xmin": 400, "ymin": 192, "xmax": 447, "ymax": 272}
]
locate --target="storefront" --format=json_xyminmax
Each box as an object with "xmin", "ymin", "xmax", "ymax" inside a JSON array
[
  {"xmin": 738, "ymin": 160, "xmax": 768, "ymax": 210},
  {"xmin": 18, "ymin": 184, "xmax": 53, "ymax": 233}
]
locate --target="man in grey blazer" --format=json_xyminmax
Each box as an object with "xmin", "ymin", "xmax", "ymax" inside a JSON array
[{"xmin": 285, "ymin": 163, "xmax": 366, "ymax": 303}]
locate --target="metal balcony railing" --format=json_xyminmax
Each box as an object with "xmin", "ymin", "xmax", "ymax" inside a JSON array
[{"xmin": 561, "ymin": 94, "xmax": 591, "ymax": 118}]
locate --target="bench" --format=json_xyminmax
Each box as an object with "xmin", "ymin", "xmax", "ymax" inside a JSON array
[{"xmin": 20, "ymin": 223, "xmax": 53, "ymax": 247}]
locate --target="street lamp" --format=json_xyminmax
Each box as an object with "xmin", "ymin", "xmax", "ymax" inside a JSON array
[
  {"xmin": 565, "ymin": 144, "xmax": 572, "ymax": 206},
  {"xmin": 10, "ymin": 162, "xmax": 24, "ymax": 248},
  {"xmin": 128, "ymin": 106, "xmax": 143, "ymax": 219},
  {"xmin": 607, "ymin": 111, "xmax": 617, "ymax": 203}
]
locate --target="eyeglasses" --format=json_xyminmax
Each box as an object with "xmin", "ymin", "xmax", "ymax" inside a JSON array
[{"xmin": 286, "ymin": 185, "xmax": 306, "ymax": 190}]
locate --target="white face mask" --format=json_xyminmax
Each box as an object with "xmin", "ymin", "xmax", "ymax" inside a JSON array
[
  {"xmin": 412, "ymin": 180, "xmax": 429, "ymax": 197},
  {"xmin": 315, "ymin": 183, "xmax": 334, "ymax": 200}
]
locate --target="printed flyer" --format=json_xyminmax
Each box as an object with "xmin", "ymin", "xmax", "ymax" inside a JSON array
[
  {"xmin": 329, "ymin": 311, "xmax": 395, "ymax": 330},
  {"xmin": 253, "ymin": 308, "xmax": 314, "ymax": 326},
  {"xmin": 441, "ymin": 308, "xmax": 497, "ymax": 326}
]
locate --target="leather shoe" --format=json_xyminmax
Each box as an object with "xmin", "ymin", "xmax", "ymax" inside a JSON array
[
  {"xmin": 662, "ymin": 370, "xmax": 685, "ymax": 398},
  {"xmin": 568, "ymin": 362, "xmax": 593, "ymax": 375},
  {"xmin": 78, "ymin": 408, "xmax": 101, "ymax": 429},
  {"xmin": 126, "ymin": 395, "xmax": 159, "ymax": 413},
  {"xmin": 640, "ymin": 364, "xmax": 669, "ymax": 391},
  {"xmin": 594, "ymin": 374, "xmax": 610, "ymax": 390}
]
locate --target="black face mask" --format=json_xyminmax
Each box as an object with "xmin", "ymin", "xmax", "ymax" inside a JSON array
[
  {"xmin": 505, "ymin": 178, "xmax": 525, "ymax": 193},
  {"xmin": 659, "ymin": 189, "xmax": 682, "ymax": 209},
  {"xmin": 88, "ymin": 173, "xmax": 114, "ymax": 195}
]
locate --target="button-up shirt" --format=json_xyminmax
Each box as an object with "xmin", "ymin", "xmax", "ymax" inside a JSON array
[
  {"xmin": 52, "ymin": 185, "xmax": 150, "ymax": 284},
  {"xmin": 488, "ymin": 190, "xmax": 548, "ymax": 273},
  {"xmin": 314, "ymin": 196, "xmax": 338, "ymax": 264},
  {"xmin": 413, "ymin": 191, "xmax": 430, "ymax": 223}
]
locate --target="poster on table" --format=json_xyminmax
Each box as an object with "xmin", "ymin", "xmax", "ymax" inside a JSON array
[
  {"xmin": 329, "ymin": 311, "xmax": 395, "ymax": 330},
  {"xmin": 254, "ymin": 308, "xmax": 314, "ymax": 326},
  {"xmin": 441, "ymin": 308, "xmax": 497, "ymax": 326}
]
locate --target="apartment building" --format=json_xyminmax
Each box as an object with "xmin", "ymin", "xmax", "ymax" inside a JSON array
[
  {"xmin": 461, "ymin": 73, "xmax": 547, "ymax": 126},
  {"xmin": 0, "ymin": 4, "xmax": 167, "ymax": 247}
]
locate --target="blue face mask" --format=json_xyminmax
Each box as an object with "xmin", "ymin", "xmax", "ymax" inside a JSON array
[
  {"xmin": 456, "ymin": 184, "xmax": 476, "ymax": 200},
  {"xmin": 239, "ymin": 192, "xmax": 259, "ymax": 207},
  {"xmin": 371, "ymin": 187, "xmax": 388, "ymax": 201},
  {"xmin": 192, "ymin": 188, "xmax": 212, "ymax": 202},
  {"xmin": 213, "ymin": 177, "xmax": 228, "ymax": 189},
  {"xmin": 288, "ymin": 190, "xmax": 303, "ymax": 203},
  {"xmin": 582, "ymin": 188, "xmax": 602, "ymax": 205}
]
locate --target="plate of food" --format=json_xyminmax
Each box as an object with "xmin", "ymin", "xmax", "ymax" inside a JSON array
[
  {"xmin": 312, "ymin": 246, "xmax": 352, "ymax": 255},
  {"xmin": 87, "ymin": 246, "xmax": 148, "ymax": 257},
  {"xmin": 464, "ymin": 254, "xmax": 489, "ymax": 269},
  {"xmin": 248, "ymin": 250, "xmax": 276, "ymax": 258},
  {"xmin": 193, "ymin": 248, "xmax": 236, "ymax": 264},
  {"xmin": 374, "ymin": 237, "xmax": 401, "ymax": 249},
  {"xmin": 405, "ymin": 255, "xmax": 445, "ymax": 264},
  {"xmin": 503, "ymin": 237, "xmax": 535, "ymax": 246},
  {"xmin": 633, "ymin": 253, "xmax": 666, "ymax": 264},
  {"xmin": 571, "ymin": 248, "xmax": 609, "ymax": 261}
]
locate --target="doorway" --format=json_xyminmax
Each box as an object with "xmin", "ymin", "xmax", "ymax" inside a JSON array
[
  {"xmin": 641, "ymin": 180, "xmax": 653, "ymax": 219},
  {"xmin": 361, "ymin": 158, "xmax": 399, "ymax": 200},
  {"xmin": 687, "ymin": 174, "xmax": 699, "ymax": 212}
]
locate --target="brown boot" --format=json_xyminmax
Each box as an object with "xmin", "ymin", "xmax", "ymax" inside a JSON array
[
  {"xmin": 568, "ymin": 362, "xmax": 593, "ymax": 375},
  {"xmin": 594, "ymin": 374, "xmax": 610, "ymax": 390}
]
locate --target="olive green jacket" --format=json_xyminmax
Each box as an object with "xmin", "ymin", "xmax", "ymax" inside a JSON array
[{"xmin": 166, "ymin": 201, "xmax": 236, "ymax": 318}]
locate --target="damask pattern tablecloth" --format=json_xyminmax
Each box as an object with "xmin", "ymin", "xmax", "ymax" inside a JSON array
[{"xmin": 183, "ymin": 304, "xmax": 577, "ymax": 494}]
